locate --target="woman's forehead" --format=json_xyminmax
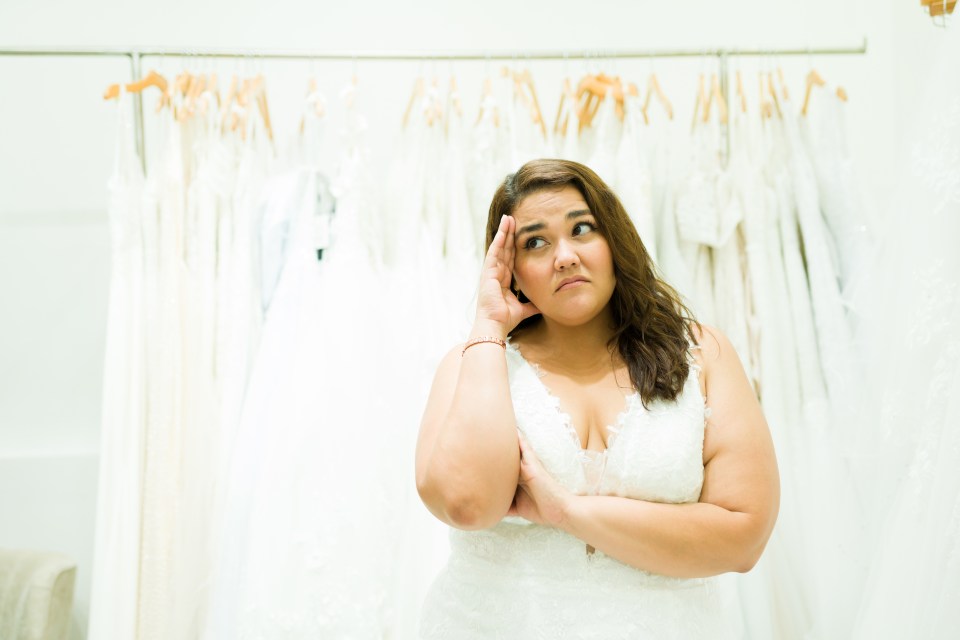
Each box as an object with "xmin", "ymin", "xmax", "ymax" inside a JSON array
[{"xmin": 513, "ymin": 186, "xmax": 589, "ymax": 222}]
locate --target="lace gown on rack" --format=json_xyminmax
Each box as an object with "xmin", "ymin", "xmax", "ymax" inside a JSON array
[
  {"xmin": 850, "ymin": 22, "xmax": 960, "ymax": 640},
  {"xmin": 419, "ymin": 340, "xmax": 733, "ymax": 640},
  {"xmin": 88, "ymin": 87, "xmax": 145, "ymax": 640}
]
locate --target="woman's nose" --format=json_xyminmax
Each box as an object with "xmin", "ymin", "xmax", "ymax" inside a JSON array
[{"xmin": 554, "ymin": 239, "xmax": 580, "ymax": 270}]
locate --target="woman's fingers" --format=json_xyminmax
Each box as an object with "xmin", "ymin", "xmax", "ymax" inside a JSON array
[
  {"xmin": 519, "ymin": 301, "xmax": 541, "ymax": 322},
  {"xmin": 503, "ymin": 215, "xmax": 516, "ymax": 270},
  {"xmin": 483, "ymin": 215, "xmax": 509, "ymax": 271}
]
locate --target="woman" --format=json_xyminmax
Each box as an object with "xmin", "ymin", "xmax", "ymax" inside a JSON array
[{"xmin": 415, "ymin": 159, "xmax": 779, "ymax": 638}]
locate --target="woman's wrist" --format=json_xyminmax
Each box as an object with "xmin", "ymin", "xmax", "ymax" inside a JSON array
[
  {"xmin": 556, "ymin": 493, "xmax": 583, "ymax": 535},
  {"xmin": 470, "ymin": 318, "xmax": 509, "ymax": 341}
]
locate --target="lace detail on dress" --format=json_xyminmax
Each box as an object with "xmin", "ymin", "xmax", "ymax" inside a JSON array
[{"xmin": 419, "ymin": 337, "xmax": 724, "ymax": 639}]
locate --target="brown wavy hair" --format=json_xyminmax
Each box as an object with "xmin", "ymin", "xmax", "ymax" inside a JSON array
[{"xmin": 485, "ymin": 158, "xmax": 701, "ymax": 407}]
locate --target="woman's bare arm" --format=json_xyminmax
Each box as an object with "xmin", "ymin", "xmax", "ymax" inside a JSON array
[
  {"xmin": 554, "ymin": 325, "xmax": 780, "ymax": 577},
  {"xmin": 415, "ymin": 215, "xmax": 540, "ymax": 530}
]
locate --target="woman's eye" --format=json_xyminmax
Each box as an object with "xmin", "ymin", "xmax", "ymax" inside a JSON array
[
  {"xmin": 572, "ymin": 221, "xmax": 596, "ymax": 236},
  {"xmin": 524, "ymin": 237, "xmax": 546, "ymax": 250}
]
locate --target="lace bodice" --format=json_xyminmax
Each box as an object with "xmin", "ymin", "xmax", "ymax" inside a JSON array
[
  {"xmin": 503, "ymin": 340, "xmax": 708, "ymax": 502},
  {"xmin": 419, "ymin": 341, "xmax": 731, "ymax": 639}
]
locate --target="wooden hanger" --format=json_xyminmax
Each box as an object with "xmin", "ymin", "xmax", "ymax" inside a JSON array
[
  {"xmin": 609, "ymin": 76, "xmax": 626, "ymax": 122},
  {"xmin": 801, "ymin": 69, "xmax": 826, "ymax": 116},
  {"xmin": 553, "ymin": 77, "xmax": 574, "ymax": 136},
  {"xmin": 922, "ymin": 0, "xmax": 957, "ymax": 16},
  {"xmin": 576, "ymin": 75, "xmax": 603, "ymax": 130},
  {"xmin": 449, "ymin": 76, "xmax": 463, "ymax": 118},
  {"xmin": 736, "ymin": 69, "xmax": 748, "ymax": 113},
  {"xmin": 758, "ymin": 72, "xmax": 769, "ymax": 120},
  {"xmin": 425, "ymin": 76, "xmax": 443, "ymax": 127},
  {"xmin": 103, "ymin": 69, "xmax": 168, "ymax": 101},
  {"xmin": 196, "ymin": 73, "xmax": 218, "ymax": 118},
  {"xmin": 170, "ymin": 71, "xmax": 194, "ymax": 121},
  {"xmin": 230, "ymin": 75, "xmax": 273, "ymax": 142},
  {"xmin": 402, "ymin": 77, "xmax": 425, "ymax": 129},
  {"xmin": 474, "ymin": 76, "xmax": 497, "ymax": 127},
  {"xmin": 220, "ymin": 74, "xmax": 239, "ymax": 130},
  {"xmin": 256, "ymin": 76, "xmax": 274, "ymax": 142},
  {"xmin": 504, "ymin": 67, "xmax": 546, "ymax": 137},
  {"xmin": 624, "ymin": 81, "xmax": 647, "ymax": 125},
  {"xmin": 576, "ymin": 73, "xmax": 625, "ymax": 130},
  {"xmin": 230, "ymin": 77, "xmax": 252, "ymax": 138},
  {"xmin": 178, "ymin": 73, "xmax": 208, "ymax": 122},
  {"xmin": 767, "ymin": 72, "xmax": 783, "ymax": 118},
  {"xmin": 776, "ymin": 67, "xmax": 790, "ymax": 100},
  {"xmin": 642, "ymin": 72, "xmax": 674, "ymax": 121},
  {"xmin": 709, "ymin": 73, "xmax": 729, "ymax": 124},
  {"xmin": 691, "ymin": 73, "xmax": 707, "ymax": 130},
  {"xmin": 298, "ymin": 77, "xmax": 327, "ymax": 136},
  {"xmin": 757, "ymin": 71, "xmax": 778, "ymax": 120},
  {"xmin": 520, "ymin": 69, "xmax": 547, "ymax": 139}
]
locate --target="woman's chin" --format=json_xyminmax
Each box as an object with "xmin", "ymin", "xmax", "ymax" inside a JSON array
[{"xmin": 540, "ymin": 305, "xmax": 607, "ymax": 327}]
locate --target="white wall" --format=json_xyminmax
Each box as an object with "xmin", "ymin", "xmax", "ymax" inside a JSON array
[{"xmin": 1, "ymin": 0, "xmax": 943, "ymax": 637}]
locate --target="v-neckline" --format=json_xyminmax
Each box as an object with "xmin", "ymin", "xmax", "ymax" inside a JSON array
[{"xmin": 507, "ymin": 340, "xmax": 639, "ymax": 458}]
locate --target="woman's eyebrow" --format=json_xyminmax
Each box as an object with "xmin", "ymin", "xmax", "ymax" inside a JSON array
[
  {"xmin": 516, "ymin": 210, "xmax": 592, "ymax": 238},
  {"xmin": 516, "ymin": 221, "xmax": 545, "ymax": 237}
]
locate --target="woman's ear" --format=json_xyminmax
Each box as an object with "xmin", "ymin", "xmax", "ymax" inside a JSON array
[{"xmin": 511, "ymin": 280, "xmax": 530, "ymax": 304}]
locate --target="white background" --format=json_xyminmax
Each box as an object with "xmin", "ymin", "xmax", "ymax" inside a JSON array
[{"xmin": 0, "ymin": 1, "xmax": 945, "ymax": 636}]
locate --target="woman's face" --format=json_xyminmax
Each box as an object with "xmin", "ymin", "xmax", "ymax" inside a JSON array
[{"xmin": 511, "ymin": 185, "xmax": 616, "ymax": 327}]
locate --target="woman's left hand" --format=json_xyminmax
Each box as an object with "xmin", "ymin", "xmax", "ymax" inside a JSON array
[{"xmin": 506, "ymin": 434, "xmax": 574, "ymax": 527}]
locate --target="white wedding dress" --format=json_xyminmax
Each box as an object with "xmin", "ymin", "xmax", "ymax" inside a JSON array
[
  {"xmin": 418, "ymin": 340, "xmax": 733, "ymax": 640},
  {"xmin": 849, "ymin": 22, "xmax": 960, "ymax": 639}
]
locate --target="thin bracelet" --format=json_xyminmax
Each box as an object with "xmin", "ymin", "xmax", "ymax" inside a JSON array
[{"xmin": 462, "ymin": 336, "xmax": 506, "ymax": 357}]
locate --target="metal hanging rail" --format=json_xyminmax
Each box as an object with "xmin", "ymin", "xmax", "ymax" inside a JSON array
[
  {"xmin": 0, "ymin": 41, "xmax": 868, "ymax": 60},
  {"xmin": 0, "ymin": 41, "xmax": 868, "ymax": 170}
]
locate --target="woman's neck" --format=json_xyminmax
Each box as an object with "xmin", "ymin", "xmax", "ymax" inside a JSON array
[{"xmin": 522, "ymin": 311, "xmax": 620, "ymax": 375}]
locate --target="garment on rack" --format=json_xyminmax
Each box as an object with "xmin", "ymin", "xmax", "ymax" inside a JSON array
[
  {"xmin": 615, "ymin": 92, "xmax": 657, "ymax": 262},
  {"xmin": 726, "ymin": 110, "xmax": 813, "ymax": 640},
  {"xmin": 419, "ymin": 338, "xmax": 733, "ymax": 640},
  {"xmin": 136, "ymin": 99, "xmax": 187, "ymax": 640},
  {"xmin": 782, "ymin": 97, "xmax": 857, "ymax": 426},
  {"xmin": 851, "ymin": 23, "xmax": 960, "ymax": 639},
  {"xmin": 553, "ymin": 79, "xmax": 584, "ymax": 163},
  {"xmin": 88, "ymin": 87, "xmax": 146, "ymax": 640},
  {"xmin": 652, "ymin": 117, "xmax": 695, "ymax": 303},
  {"xmin": 799, "ymin": 91, "xmax": 872, "ymax": 303},
  {"xmin": 584, "ymin": 93, "xmax": 623, "ymax": 186},
  {"xmin": 468, "ymin": 89, "xmax": 511, "ymax": 236}
]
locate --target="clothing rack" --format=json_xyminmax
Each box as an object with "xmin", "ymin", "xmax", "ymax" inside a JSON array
[{"xmin": 1, "ymin": 41, "xmax": 869, "ymax": 171}]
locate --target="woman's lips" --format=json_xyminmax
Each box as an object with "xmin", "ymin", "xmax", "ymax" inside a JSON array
[{"xmin": 556, "ymin": 279, "xmax": 588, "ymax": 292}]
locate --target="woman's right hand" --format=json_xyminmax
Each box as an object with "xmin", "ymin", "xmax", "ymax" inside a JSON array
[{"xmin": 474, "ymin": 215, "xmax": 540, "ymax": 335}]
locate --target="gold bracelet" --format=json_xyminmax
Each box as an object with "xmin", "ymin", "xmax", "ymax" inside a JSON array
[{"xmin": 462, "ymin": 336, "xmax": 506, "ymax": 357}]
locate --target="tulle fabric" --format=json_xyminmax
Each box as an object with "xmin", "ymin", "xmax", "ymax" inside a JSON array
[
  {"xmin": 849, "ymin": 23, "xmax": 960, "ymax": 639},
  {"xmin": 419, "ymin": 341, "xmax": 735, "ymax": 639}
]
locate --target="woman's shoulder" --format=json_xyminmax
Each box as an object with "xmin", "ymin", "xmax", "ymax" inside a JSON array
[{"xmin": 686, "ymin": 322, "xmax": 738, "ymax": 373}]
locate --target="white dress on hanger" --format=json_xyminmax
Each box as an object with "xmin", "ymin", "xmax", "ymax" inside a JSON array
[
  {"xmin": 781, "ymin": 99, "xmax": 857, "ymax": 430},
  {"xmin": 651, "ymin": 117, "xmax": 695, "ymax": 303},
  {"xmin": 207, "ymin": 88, "xmax": 402, "ymax": 639},
  {"xmin": 468, "ymin": 90, "xmax": 511, "ymax": 236},
  {"xmin": 615, "ymin": 92, "xmax": 657, "ymax": 262},
  {"xmin": 584, "ymin": 94, "xmax": 622, "ymax": 186},
  {"xmin": 799, "ymin": 91, "xmax": 872, "ymax": 303},
  {"xmin": 419, "ymin": 340, "xmax": 734, "ymax": 640},
  {"xmin": 88, "ymin": 88, "xmax": 146, "ymax": 640},
  {"xmin": 137, "ymin": 100, "xmax": 187, "ymax": 640},
  {"xmin": 851, "ymin": 23, "xmax": 960, "ymax": 639},
  {"xmin": 552, "ymin": 79, "xmax": 583, "ymax": 163},
  {"xmin": 770, "ymin": 113, "xmax": 864, "ymax": 640},
  {"xmin": 728, "ymin": 110, "xmax": 811, "ymax": 640}
]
